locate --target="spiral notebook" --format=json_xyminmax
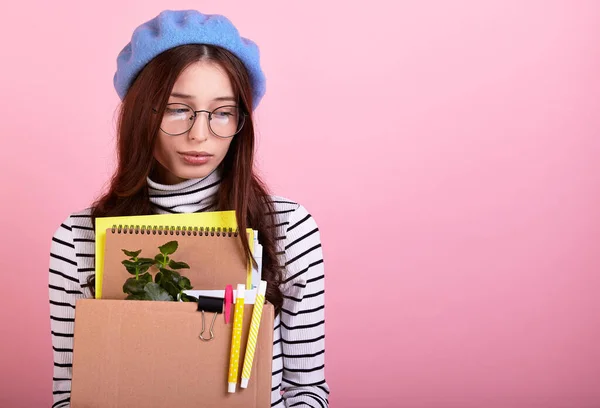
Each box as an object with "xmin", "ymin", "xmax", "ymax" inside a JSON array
[
  {"xmin": 100, "ymin": 222, "xmax": 253, "ymax": 299},
  {"xmin": 94, "ymin": 211, "xmax": 240, "ymax": 298}
]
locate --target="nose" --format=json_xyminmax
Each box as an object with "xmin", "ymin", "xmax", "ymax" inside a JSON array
[{"xmin": 188, "ymin": 112, "xmax": 211, "ymax": 142}]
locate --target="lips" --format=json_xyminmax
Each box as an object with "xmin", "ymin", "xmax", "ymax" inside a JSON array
[
  {"xmin": 179, "ymin": 151, "xmax": 213, "ymax": 157},
  {"xmin": 178, "ymin": 151, "xmax": 213, "ymax": 165}
]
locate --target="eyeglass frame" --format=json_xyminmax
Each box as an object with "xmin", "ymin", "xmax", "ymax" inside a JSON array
[{"xmin": 152, "ymin": 102, "xmax": 248, "ymax": 138}]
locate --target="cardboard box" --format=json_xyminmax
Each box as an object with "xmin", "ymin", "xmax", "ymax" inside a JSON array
[{"xmin": 71, "ymin": 299, "xmax": 274, "ymax": 407}]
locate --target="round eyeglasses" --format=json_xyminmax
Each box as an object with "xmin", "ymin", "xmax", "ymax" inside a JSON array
[{"xmin": 154, "ymin": 103, "xmax": 247, "ymax": 138}]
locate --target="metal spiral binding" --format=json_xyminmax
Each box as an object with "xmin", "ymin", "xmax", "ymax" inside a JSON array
[{"xmin": 110, "ymin": 225, "xmax": 239, "ymax": 237}]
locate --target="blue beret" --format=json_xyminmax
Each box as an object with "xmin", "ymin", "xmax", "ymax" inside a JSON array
[{"xmin": 113, "ymin": 10, "xmax": 266, "ymax": 110}]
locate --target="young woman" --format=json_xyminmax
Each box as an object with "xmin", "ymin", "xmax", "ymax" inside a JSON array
[{"xmin": 49, "ymin": 10, "xmax": 329, "ymax": 408}]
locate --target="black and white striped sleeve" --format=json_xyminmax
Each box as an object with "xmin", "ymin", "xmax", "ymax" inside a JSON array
[
  {"xmin": 280, "ymin": 204, "xmax": 330, "ymax": 407},
  {"xmin": 49, "ymin": 216, "xmax": 84, "ymax": 408}
]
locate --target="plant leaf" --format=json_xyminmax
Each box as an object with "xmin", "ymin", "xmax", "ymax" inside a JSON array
[
  {"xmin": 157, "ymin": 268, "xmax": 174, "ymax": 283},
  {"xmin": 170, "ymin": 270, "xmax": 183, "ymax": 282},
  {"xmin": 138, "ymin": 263, "xmax": 152, "ymax": 274},
  {"xmin": 143, "ymin": 282, "xmax": 173, "ymax": 301},
  {"xmin": 138, "ymin": 257, "xmax": 155, "ymax": 266},
  {"xmin": 122, "ymin": 249, "xmax": 142, "ymax": 258},
  {"xmin": 158, "ymin": 241, "xmax": 178, "ymax": 256},
  {"xmin": 138, "ymin": 272, "xmax": 153, "ymax": 284},
  {"xmin": 180, "ymin": 293, "xmax": 198, "ymax": 303},
  {"xmin": 159, "ymin": 267, "xmax": 179, "ymax": 278},
  {"xmin": 166, "ymin": 270, "xmax": 184, "ymax": 288},
  {"xmin": 126, "ymin": 293, "xmax": 147, "ymax": 300},
  {"xmin": 169, "ymin": 260, "xmax": 190, "ymax": 270},
  {"xmin": 178, "ymin": 276, "xmax": 192, "ymax": 290},
  {"xmin": 123, "ymin": 278, "xmax": 146, "ymax": 295},
  {"xmin": 138, "ymin": 264, "xmax": 152, "ymax": 274},
  {"xmin": 162, "ymin": 281, "xmax": 180, "ymax": 298},
  {"xmin": 154, "ymin": 254, "xmax": 170, "ymax": 265},
  {"xmin": 124, "ymin": 265, "xmax": 137, "ymax": 275},
  {"xmin": 122, "ymin": 259, "xmax": 139, "ymax": 275},
  {"xmin": 155, "ymin": 271, "xmax": 164, "ymax": 285}
]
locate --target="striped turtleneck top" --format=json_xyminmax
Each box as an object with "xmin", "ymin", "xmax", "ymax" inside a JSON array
[{"xmin": 48, "ymin": 171, "xmax": 330, "ymax": 408}]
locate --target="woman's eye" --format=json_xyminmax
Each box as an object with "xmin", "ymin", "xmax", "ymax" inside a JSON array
[{"xmin": 166, "ymin": 108, "xmax": 190, "ymax": 115}]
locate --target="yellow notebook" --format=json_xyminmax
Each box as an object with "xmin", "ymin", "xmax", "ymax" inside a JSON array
[{"xmin": 94, "ymin": 211, "xmax": 255, "ymax": 298}]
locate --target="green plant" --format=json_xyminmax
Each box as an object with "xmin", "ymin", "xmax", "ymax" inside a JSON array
[{"xmin": 121, "ymin": 240, "xmax": 198, "ymax": 302}]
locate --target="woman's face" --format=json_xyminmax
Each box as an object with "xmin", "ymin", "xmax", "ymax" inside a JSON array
[{"xmin": 153, "ymin": 61, "xmax": 237, "ymax": 184}]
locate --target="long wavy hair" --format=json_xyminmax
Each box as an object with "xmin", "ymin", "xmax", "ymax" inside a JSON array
[{"xmin": 87, "ymin": 44, "xmax": 283, "ymax": 311}]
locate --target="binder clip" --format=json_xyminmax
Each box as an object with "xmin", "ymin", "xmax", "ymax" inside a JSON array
[{"xmin": 197, "ymin": 296, "xmax": 224, "ymax": 342}]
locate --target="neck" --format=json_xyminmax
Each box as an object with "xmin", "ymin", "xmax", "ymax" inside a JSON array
[{"xmin": 146, "ymin": 169, "xmax": 221, "ymax": 214}]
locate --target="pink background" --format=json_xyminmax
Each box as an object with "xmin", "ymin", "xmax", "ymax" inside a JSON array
[{"xmin": 1, "ymin": 1, "xmax": 599, "ymax": 407}]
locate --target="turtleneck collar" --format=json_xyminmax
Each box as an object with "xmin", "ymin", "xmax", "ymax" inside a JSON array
[{"xmin": 147, "ymin": 169, "xmax": 221, "ymax": 214}]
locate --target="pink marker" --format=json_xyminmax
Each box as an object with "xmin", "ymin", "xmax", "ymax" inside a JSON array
[{"xmin": 224, "ymin": 285, "xmax": 234, "ymax": 324}]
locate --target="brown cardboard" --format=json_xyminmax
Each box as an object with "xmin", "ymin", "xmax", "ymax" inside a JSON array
[
  {"xmin": 71, "ymin": 299, "xmax": 274, "ymax": 408},
  {"xmin": 101, "ymin": 228, "xmax": 249, "ymax": 299}
]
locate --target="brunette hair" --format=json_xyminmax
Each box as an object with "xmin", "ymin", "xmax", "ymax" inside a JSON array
[{"xmin": 87, "ymin": 44, "xmax": 283, "ymax": 311}]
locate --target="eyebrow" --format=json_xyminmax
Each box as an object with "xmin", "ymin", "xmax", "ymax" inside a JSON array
[{"xmin": 170, "ymin": 92, "xmax": 236, "ymax": 102}]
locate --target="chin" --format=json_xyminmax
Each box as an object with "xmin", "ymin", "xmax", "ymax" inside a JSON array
[{"xmin": 174, "ymin": 166, "xmax": 215, "ymax": 180}]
